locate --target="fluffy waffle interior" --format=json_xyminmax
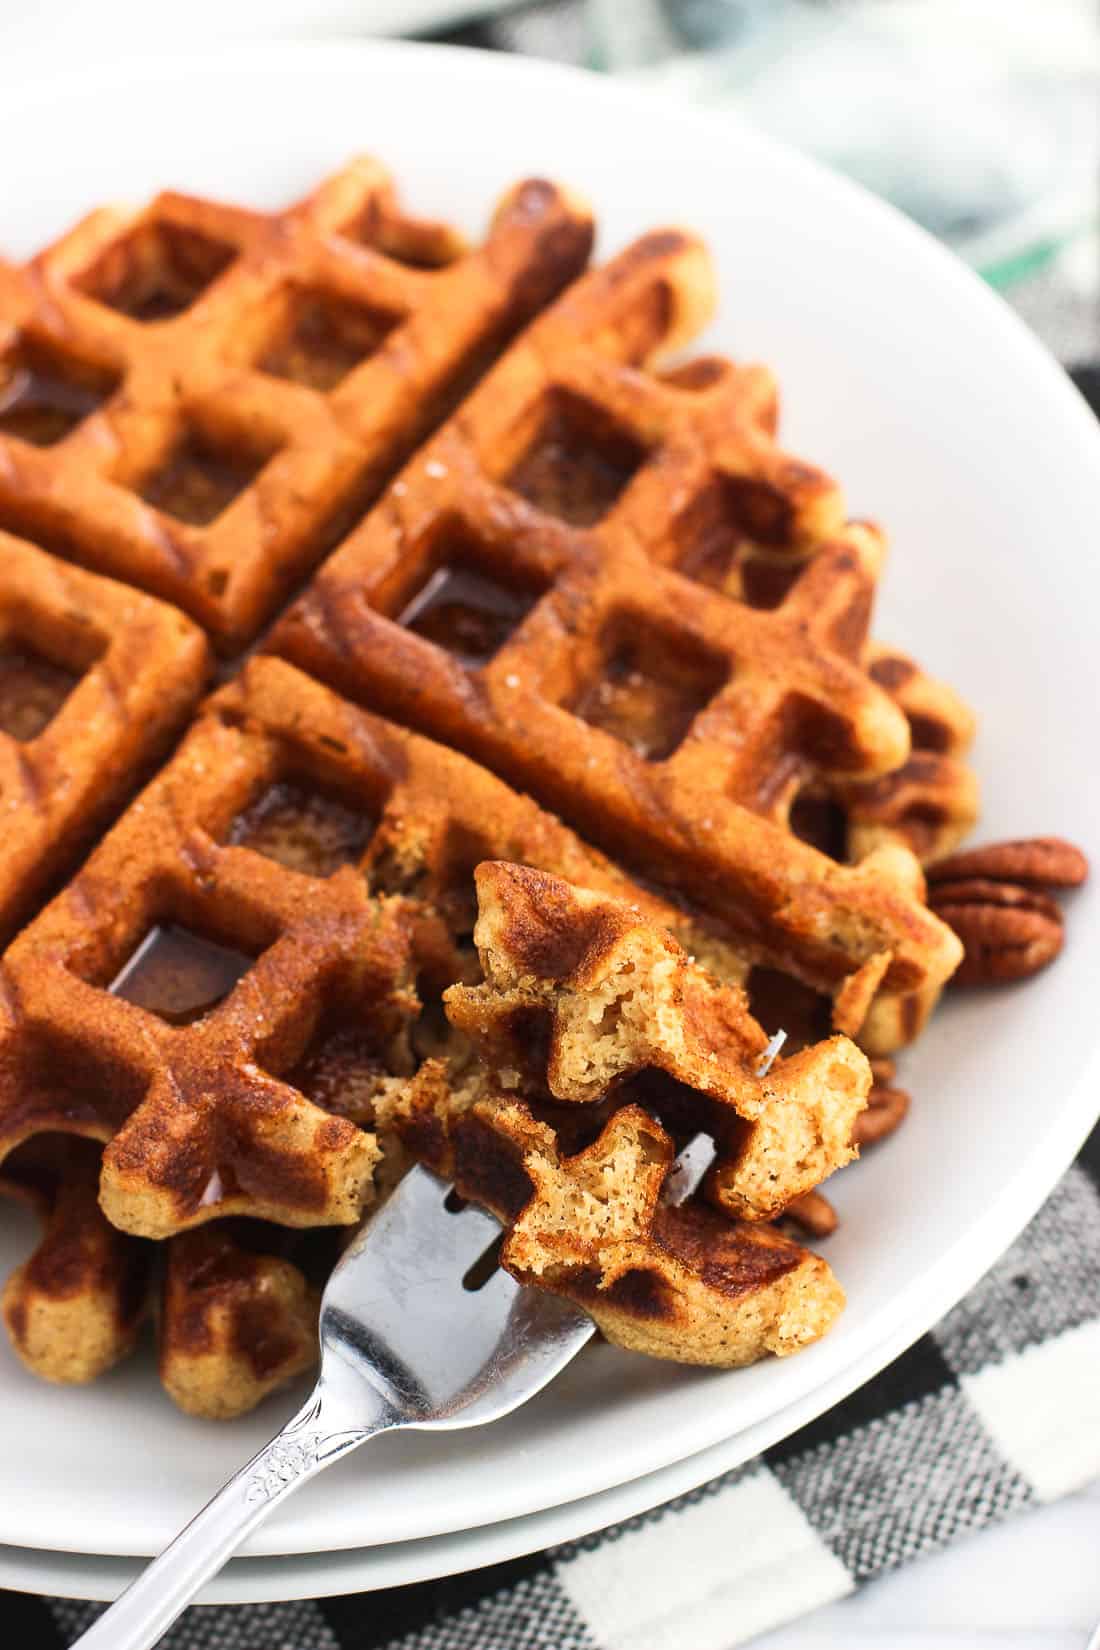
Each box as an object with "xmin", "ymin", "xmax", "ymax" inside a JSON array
[
  {"xmin": 0, "ymin": 158, "xmax": 979, "ymax": 1415},
  {"xmin": 382, "ymin": 862, "xmax": 868, "ymax": 1366}
]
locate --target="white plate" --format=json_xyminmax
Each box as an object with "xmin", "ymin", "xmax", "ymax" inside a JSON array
[
  {"xmin": 0, "ymin": 40, "xmax": 1098, "ymax": 1567},
  {"xmin": 0, "ymin": 1301, "xmax": 929, "ymax": 1603}
]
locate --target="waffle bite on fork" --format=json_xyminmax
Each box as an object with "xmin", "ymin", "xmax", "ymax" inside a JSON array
[
  {"xmin": 446, "ymin": 862, "xmax": 870, "ymax": 1221},
  {"xmin": 384, "ymin": 863, "xmax": 864, "ymax": 1366},
  {"xmin": 464, "ymin": 1102, "xmax": 845, "ymax": 1367}
]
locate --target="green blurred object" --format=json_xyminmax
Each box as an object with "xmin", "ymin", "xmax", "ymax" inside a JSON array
[{"xmin": 590, "ymin": 0, "xmax": 1099, "ymax": 287}]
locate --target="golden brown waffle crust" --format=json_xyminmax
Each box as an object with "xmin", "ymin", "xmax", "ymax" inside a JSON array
[
  {"xmin": 211, "ymin": 656, "xmax": 738, "ymax": 960},
  {"xmin": 0, "ymin": 530, "xmax": 209, "ymax": 945},
  {"xmin": 271, "ymin": 227, "xmax": 962, "ymax": 1044},
  {"xmin": 0, "ymin": 667, "xmax": 426, "ymax": 1236},
  {"xmin": 0, "ymin": 1140, "xmax": 148, "ymax": 1385},
  {"xmin": 0, "ymin": 1139, "xmax": 322, "ymax": 1416},
  {"xmin": 158, "ymin": 1226, "xmax": 319, "ymax": 1420},
  {"xmin": 0, "ymin": 656, "xmax": 739, "ymax": 1238},
  {"xmin": 447, "ymin": 1096, "xmax": 845, "ymax": 1367},
  {"xmin": 825, "ymin": 643, "xmax": 980, "ymax": 868},
  {"xmin": 0, "ymin": 162, "xmax": 593, "ymax": 648}
]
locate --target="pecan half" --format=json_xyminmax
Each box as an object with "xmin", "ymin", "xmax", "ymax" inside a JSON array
[
  {"xmin": 852, "ymin": 1081, "xmax": 910, "ymax": 1147},
  {"xmin": 929, "ymin": 877, "xmax": 1062, "ymax": 923},
  {"xmin": 926, "ymin": 835, "xmax": 1087, "ymax": 984},
  {"xmin": 781, "ymin": 1189, "xmax": 838, "ymax": 1239},
  {"xmin": 929, "ymin": 886, "xmax": 1063, "ymax": 983},
  {"xmin": 928, "ymin": 836, "xmax": 1088, "ymax": 890}
]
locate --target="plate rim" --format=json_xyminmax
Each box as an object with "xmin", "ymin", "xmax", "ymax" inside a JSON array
[{"xmin": 0, "ymin": 1298, "xmax": 964, "ymax": 1602}]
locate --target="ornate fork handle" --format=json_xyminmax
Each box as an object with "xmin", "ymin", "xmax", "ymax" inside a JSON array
[{"xmin": 73, "ymin": 1362, "xmax": 399, "ymax": 1650}]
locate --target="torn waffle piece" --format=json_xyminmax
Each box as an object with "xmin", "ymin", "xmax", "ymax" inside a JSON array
[
  {"xmin": 445, "ymin": 862, "xmax": 871, "ymax": 1221},
  {"xmin": 452, "ymin": 1099, "xmax": 845, "ymax": 1367}
]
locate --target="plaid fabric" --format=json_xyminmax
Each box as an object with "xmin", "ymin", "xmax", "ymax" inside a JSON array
[{"xmin": 5, "ymin": 6, "xmax": 1100, "ymax": 1645}]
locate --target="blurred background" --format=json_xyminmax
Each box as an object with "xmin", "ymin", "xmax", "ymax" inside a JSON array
[
  {"xmin": 1, "ymin": 0, "xmax": 1095, "ymax": 388},
  {"xmin": 2, "ymin": 0, "xmax": 1096, "ymax": 326},
  {"xmin": 445, "ymin": 0, "xmax": 1099, "ymax": 292}
]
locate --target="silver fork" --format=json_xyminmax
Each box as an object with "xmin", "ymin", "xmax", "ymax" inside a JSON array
[{"xmin": 71, "ymin": 1166, "xmax": 595, "ymax": 1650}]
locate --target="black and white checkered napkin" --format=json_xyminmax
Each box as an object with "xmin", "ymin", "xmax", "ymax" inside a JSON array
[{"xmin": 7, "ymin": 9, "xmax": 1100, "ymax": 1646}]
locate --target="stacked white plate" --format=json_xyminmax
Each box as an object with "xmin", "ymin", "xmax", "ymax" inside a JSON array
[{"xmin": 1, "ymin": 42, "xmax": 1097, "ymax": 1604}]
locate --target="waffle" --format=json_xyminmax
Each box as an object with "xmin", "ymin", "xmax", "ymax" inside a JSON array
[
  {"xmin": 800, "ymin": 644, "xmax": 979, "ymax": 1051},
  {"xmin": 0, "ymin": 1136, "xmax": 148, "ymax": 1384},
  {"xmin": 815, "ymin": 643, "xmax": 980, "ymax": 866},
  {"xmin": 0, "ymin": 682, "xmax": 422, "ymax": 1239},
  {"xmin": 217, "ymin": 657, "xmax": 749, "ymax": 976},
  {"xmin": 272, "ymin": 230, "xmax": 962, "ymax": 1049},
  {"xmin": 382, "ymin": 864, "xmax": 854, "ymax": 1365},
  {"xmin": 158, "ymin": 1222, "xmax": 322, "ymax": 1420},
  {"xmin": 0, "ymin": 161, "xmax": 999, "ymax": 1412},
  {"xmin": 0, "ymin": 529, "xmax": 209, "ymax": 945},
  {"xmin": 0, "ymin": 1136, "xmax": 321, "ymax": 1417},
  {"xmin": 0, "ymin": 655, "xmax": 754, "ymax": 1242},
  {"xmin": 0, "ymin": 161, "xmax": 593, "ymax": 648}
]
